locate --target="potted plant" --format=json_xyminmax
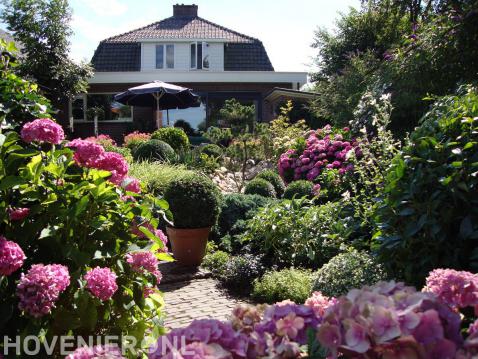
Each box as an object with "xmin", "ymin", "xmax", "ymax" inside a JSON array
[{"xmin": 164, "ymin": 173, "xmax": 222, "ymax": 266}]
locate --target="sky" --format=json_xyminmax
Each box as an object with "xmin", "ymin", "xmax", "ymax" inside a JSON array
[
  {"xmin": 67, "ymin": 0, "xmax": 360, "ymax": 73},
  {"xmin": 0, "ymin": 0, "xmax": 361, "ymax": 73}
]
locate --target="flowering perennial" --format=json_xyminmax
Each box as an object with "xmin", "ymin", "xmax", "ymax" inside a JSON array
[
  {"xmin": 123, "ymin": 131, "xmax": 151, "ymax": 147},
  {"xmin": 0, "ymin": 236, "xmax": 25, "ymax": 276},
  {"xmin": 122, "ymin": 176, "xmax": 141, "ymax": 193},
  {"xmin": 84, "ymin": 134, "xmax": 117, "ymax": 147},
  {"xmin": 317, "ymin": 280, "xmax": 462, "ymax": 358},
  {"xmin": 67, "ymin": 139, "xmax": 105, "ymax": 167},
  {"xmin": 66, "ymin": 344, "xmax": 125, "ymax": 359},
  {"xmin": 84, "ymin": 267, "xmax": 118, "ymax": 301},
  {"xmin": 304, "ymin": 291, "xmax": 336, "ymax": 318},
  {"xmin": 125, "ymin": 251, "xmax": 162, "ymax": 283},
  {"xmin": 278, "ymin": 125, "xmax": 360, "ymax": 183},
  {"xmin": 16, "ymin": 264, "xmax": 70, "ymax": 317},
  {"xmin": 8, "ymin": 207, "xmax": 30, "ymax": 221},
  {"xmin": 424, "ymin": 268, "xmax": 478, "ymax": 311},
  {"xmin": 20, "ymin": 118, "xmax": 65, "ymax": 144}
]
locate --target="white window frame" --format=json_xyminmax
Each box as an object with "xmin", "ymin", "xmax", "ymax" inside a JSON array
[
  {"xmin": 156, "ymin": 44, "xmax": 175, "ymax": 69},
  {"xmin": 190, "ymin": 41, "xmax": 209, "ymax": 70},
  {"xmin": 69, "ymin": 93, "xmax": 134, "ymax": 123}
]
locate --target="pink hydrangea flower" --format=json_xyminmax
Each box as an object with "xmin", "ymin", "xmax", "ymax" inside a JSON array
[
  {"xmin": 424, "ymin": 268, "xmax": 478, "ymax": 310},
  {"xmin": 125, "ymin": 251, "xmax": 162, "ymax": 283},
  {"xmin": 275, "ymin": 312, "xmax": 305, "ymax": 339},
  {"xmin": 8, "ymin": 207, "xmax": 30, "ymax": 221},
  {"xmin": 67, "ymin": 139, "xmax": 105, "ymax": 167},
  {"xmin": 84, "ymin": 267, "xmax": 118, "ymax": 301},
  {"xmin": 66, "ymin": 344, "xmax": 125, "ymax": 359},
  {"xmin": 304, "ymin": 291, "xmax": 335, "ymax": 318},
  {"xmin": 16, "ymin": 264, "xmax": 70, "ymax": 317},
  {"xmin": 20, "ymin": 118, "xmax": 65, "ymax": 144},
  {"xmin": 0, "ymin": 236, "xmax": 26, "ymax": 276},
  {"xmin": 312, "ymin": 184, "xmax": 321, "ymax": 197},
  {"xmin": 93, "ymin": 152, "xmax": 128, "ymax": 177},
  {"xmin": 122, "ymin": 177, "xmax": 141, "ymax": 193}
]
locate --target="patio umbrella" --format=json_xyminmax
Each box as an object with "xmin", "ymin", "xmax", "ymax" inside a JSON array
[{"xmin": 114, "ymin": 81, "xmax": 200, "ymax": 127}]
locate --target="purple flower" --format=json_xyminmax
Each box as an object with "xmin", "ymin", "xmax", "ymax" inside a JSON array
[
  {"xmin": 0, "ymin": 236, "xmax": 25, "ymax": 276},
  {"xmin": 17, "ymin": 264, "xmax": 70, "ymax": 317},
  {"xmin": 8, "ymin": 207, "xmax": 30, "ymax": 221},
  {"xmin": 84, "ymin": 267, "xmax": 118, "ymax": 301},
  {"xmin": 66, "ymin": 344, "xmax": 125, "ymax": 359},
  {"xmin": 21, "ymin": 118, "xmax": 65, "ymax": 144}
]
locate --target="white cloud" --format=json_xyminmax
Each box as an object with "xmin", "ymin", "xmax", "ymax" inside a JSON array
[{"xmin": 81, "ymin": 0, "xmax": 128, "ymax": 17}]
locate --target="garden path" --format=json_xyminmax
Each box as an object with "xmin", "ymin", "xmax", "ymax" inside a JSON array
[{"xmin": 158, "ymin": 262, "xmax": 249, "ymax": 329}]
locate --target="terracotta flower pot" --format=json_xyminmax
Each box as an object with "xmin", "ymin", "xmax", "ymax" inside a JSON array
[{"xmin": 166, "ymin": 226, "xmax": 211, "ymax": 266}]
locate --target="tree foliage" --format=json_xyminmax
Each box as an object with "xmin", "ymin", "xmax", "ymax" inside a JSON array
[{"xmin": 1, "ymin": 0, "xmax": 93, "ymax": 105}]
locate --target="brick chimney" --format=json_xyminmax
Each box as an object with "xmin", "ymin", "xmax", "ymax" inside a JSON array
[{"xmin": 173, "ymin": 4, "xmax": 198, "ymax": 17}]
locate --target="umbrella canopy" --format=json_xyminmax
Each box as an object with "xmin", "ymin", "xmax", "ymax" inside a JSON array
[{"xmin": 114, "ymin": 81, "xmax": 200, "ymax": 127}]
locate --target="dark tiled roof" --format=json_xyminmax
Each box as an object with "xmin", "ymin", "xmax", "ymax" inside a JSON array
[
  {"xmin": 92, "ymin": 16, "xmax": 274, "ymax": 72},
  {"xmin": 92, "ymin": 42, "xmax": 141, "ymax": 72},
  {"xmin": 224, "ymin": 43, "xmax": 274, "ymax": 71},
  {"xmin": 103, "ymin": 16, "xmax": 257, "ymax": 43}
]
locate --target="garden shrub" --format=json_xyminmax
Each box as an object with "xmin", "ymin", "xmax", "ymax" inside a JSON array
[
  {"xmin": 313, "ymin": 249, "xmax": 387, "ymax": 297},
  {"xmin": 0, "ymin": 121, "xmax": 171, "ymax": 347},
  {"xmin": 129, "ymin": 162, "xmax": 193, "ymax": 195},
  {"xmin": 252, "ymin": 268, "xmax": 312, "ymax": 304},
  {"xmin": 244, "ymin": 178, "xmax": 276, "ymax": 198},
  {"xmin": 283, "ymin": 180, "xmax": 314, "ymax": 200},
  {"xmin": 123, "ymin": 131, "xmax": 151, "ymax": 150},
  {"xmin": 255, "ymin": 169, "xmax": 285, "ymax": 198},
  {"xmin": 201, "ymin": 250, "xmax": 230, "ymax": 276},
  {"xmin": 376, "ymin": 86, "xmax": 478, "ymax": 286},
  {"xmin": 244, "ymin": 200, "xmax": 355, "ymax": 268},
  {"xmin": 214, "ymin": 193, "xmax": 271, "ymax": 252},
  {"xmin": 219, "ymin": 254, "xmax": 265, "ymax": 294},
  {"xmin": 164, "ymin": 173, "xmax": 222, "ymax": 229},
  {"xmin": 200, "ymin": 143, "xmax": 223, "ymax": 158},
  {"xmin": 151, "ymin": 127, "xmax": 190, "ymax": 152},
  {"xmin": 132, "ymin": 139, "xmax": 176, "ymax": 162},
  {"xmin": 174, "ymin": 119, "xmax": 195, "ymax": 136}
]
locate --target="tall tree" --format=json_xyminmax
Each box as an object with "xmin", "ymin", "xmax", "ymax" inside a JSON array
[{"xmin": 1, "ymin": 0, "xmax": 92, "ymax": 106}]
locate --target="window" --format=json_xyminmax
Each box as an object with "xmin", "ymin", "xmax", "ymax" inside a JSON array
[
  {"xmin": 166, "ymin": 44, "xmax": 174, "ymax": 68},
  {"xmin": 156, "ymin": 44, "xmax": 174, "ymax": 69},
  {"xmin": 190, "ymin": 42, "xmax": 209, "ymax": 70},
  {"xmin": 71, "ymin": 94, "xmax": 133, "ymax": 122}
]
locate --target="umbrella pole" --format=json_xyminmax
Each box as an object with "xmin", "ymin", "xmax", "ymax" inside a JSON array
[
  {"xmin": 167, "ymin": 109, "xmax": 170, "ymax": 127},
  {"xmin": 156, "ymin": 96, "xmax": 161, "ymax": 128}
]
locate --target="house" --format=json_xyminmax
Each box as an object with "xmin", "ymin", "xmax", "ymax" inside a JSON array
[{"xmin": 63, "ymin": 4, "xmax": 308, "ymax": 142}]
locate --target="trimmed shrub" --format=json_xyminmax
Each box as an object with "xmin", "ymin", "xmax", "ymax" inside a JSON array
[
  {"xmin": 255, "ymin": 170, "xmax": 286, "ymax": 198},
  {"xmin": 132, "ymin": 139, "xmax": 176, "ymax": 162},
  {"xmin": 151, "ymin": 127, "xmax": 189, "ymax": 152},
  {"xmin": 244, "ymin": 178, "xmax": 276, "ymax": 198},
  {"xmin": 201, "ymin": 250, "xmax": 230, "ymax": 276},
  {"xmin": 200, "ymin": 144, "xmax": 223, "ymax": 158},
  {"xmin": 252, "ymin": 269, "xmax": 312, "ymax": 304},
  {"xmin": 215, "ymin": 193, "xmax": 271, "ymax": 253},
  {"xmin": 164, "ymin": 173, "xmax": 222, "ymax": 229},
  {"xmin": 313, "ymin": 249, "xmax": 387, "ymax": 297},
  {"xmin": 283, "ymin": 180, "xmax": 313, "ymax": 200},
  {"xmin": 220, "ymin": 254, "xmax": 265, "ymax": 294},
  {"xmin": 129, "ymin": 162, "xmax": 193, "ymax": 195},
  {"xmin": 174, "ymin": 119, "xmax": 195, "ymax": 136}
]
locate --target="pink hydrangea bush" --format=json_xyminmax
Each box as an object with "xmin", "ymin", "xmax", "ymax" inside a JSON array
[
  {"xmin": 16, "ymin": 264, "xmax": 70, "ymax": 318},
  {"xmin": 423, "ymin": 268, "xmax": 478, "ymax": 311},
  {"xmin": 317, "ymin": 280, "xmax": 463, "ymax": 358},
  {"xmin": 304, "ymin": 291, "xmax": 337, "ymax": 318},
  {"xmin": 122, "ymin": 176, "xmax": 141, "ymax": 193},
  {"xmin": 84, "ymin": 267, "xmax": 118, "ymax": 301},
  {"xmin": 0, "ymin": 236, "xmax": 25, "ymax": 276},
  {"xmin": 84, "ymin": 134, "xmax": 117, "ymax": 147},
  {"xmin": 123, "ymin": 131, "xmax": 151, "ymax": 149},
  {"xmin": 125, "ymin": 251, "xmax": 162, "ymax": 283},
  {"xmin": 20, "ymin": 118, "xmax": 65, "ymax": 144},
  {"xmin": 66, "ymin": 344, "xmax": 125, "ymax": 359},
  {"xmin": 278, "ymin": 125, "xmax": 360, "ymax": 184}
]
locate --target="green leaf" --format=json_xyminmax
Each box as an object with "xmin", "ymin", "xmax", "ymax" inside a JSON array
[{"xmin": 0, "ymin": 175, "xmax": 27, "ymax": 190}]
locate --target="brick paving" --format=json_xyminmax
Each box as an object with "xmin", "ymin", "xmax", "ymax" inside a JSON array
[{"xmin": 158, "ymin": 262, "xmax": 249, "ymax": 329}]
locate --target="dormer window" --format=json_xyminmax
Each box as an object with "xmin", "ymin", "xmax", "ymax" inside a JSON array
[
  {"xmin": 190, "ymin": 42, "xmax": 209, "ymax": 70},
  {"xmin": 156, "ymin": 44, "xmax": 174, "ymax": 69}
]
